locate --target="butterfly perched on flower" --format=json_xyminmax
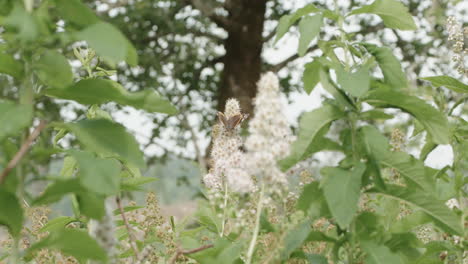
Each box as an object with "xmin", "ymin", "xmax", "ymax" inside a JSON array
[{"xmin": 217, "ymin": 112, "xmax": 249, "ymax": 131}]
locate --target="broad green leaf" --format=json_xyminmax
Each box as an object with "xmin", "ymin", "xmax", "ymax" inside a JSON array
[
  {"xmin": 40, "ymin": 216, "xmax": 78, "ymax": 232},
  {"xmin": 54, "ymin": 0, "xmax": 100, "ymax": 28},
  {"xmin": 349, "ymin": 0, "xmax": 417, "ymax": 30},
  {"xmin": 360, "ymin": 126, "xmax": 434, "ymax": 191},
  {"xmin": 113, "ymin": 205, "xmax": 144, "ymax": 216},
  {"xmin": 366, "ymin": 89, "xmax": 449, "ymax": 144},
  {"xmin": 362, "ymin": 44, "xmax": 407, "ymax": 89},
  {"xmin": 369, "ymin": 185, "xmax": 463, "ymax": 235},
  {"xmin": 45, "ymin": 78, "xmax": 177, "ymax": 114},
  {"xmin": 281, "ymin": 220, "xmax": 312, "ymax": 260},
  {"xmin": 336, "ymin": 66, "xmax": 370, "ymax": 97},
  {"xmin": 120, "ymin": 177, "xmax": 157, "ymax": 191},
  {"xmin": 298, "ymin": 14, "xmax": 323, "ymax": 56},
  {"xmin": 390, "ymin": 211, "xmax": 431, "ymax": 233},
  {"xmin": 0, "ymin": 189, "xmax": 23, "ymax": 237},
  {"xmin": 280, "ymin": 104, "xmax": 344, "ymax": 171},
  {"xmin": 306, "ymin": 231, "xmax": 337, "ymax": 243},
  {"xmin": 2, "ymin": 3, "xmax": 38, "ymax": 42},
  {"xmin": 421, "ymin": 76, "xmax": 468, "ymax": 93},
  {"xmin": 69, "ymin": 150, "xmax": 121, "ymax": 195},
  {"xmin": 34, "ymin": 50, "xmax": 73, "ymax": 88},
  {"xmin": 76, "ymin": 191, "xmax": 105, "ymax": 219},
  {"xmin": 321, "ymin": 163, "xmax": 366, "ymax": 228},
  {"xmin": 296, "ymin": 182, "xmax": 330, "ymax": 219},
  {"xmin": 275, "ymin": 4, "xmax": 320, "ymax": 43},
  {"xmin": 303, "ymin": 60, "xmax": 321, "ymax": 94},
  {"xmin": 190, "ymin": 238, "xmax": 242, "ymax": 264},
  {"xmin": 195, "ymin": 201, "xmax": 221, "ymax": 233},
  {"xmin": 0, "ymin": 46, "xmax": 23, "ymax": 78},
  {"xmin": 319, "ymin": 69, "xmax": 356, "ymax": 110},
  {"xmin": 33, "ymin": 178, "xmax": 106, "ymax": 219},
  {"xmin": 275, "ymin": 15, "xmax": 294, "ymax": 43},
  {"xmin": 290, "ymin": 252, "xmax": 329, "ymax": 263},
  {"xmin": 361, "ymin": 240, "xmax": 404, "ymax": 264},
  {"xmin": 34, "ymin": 178, "xmax": 84, "ymax": 205},
  {"xmin": 26, "ymin": 229, "xmax": 107, "ymax": 262},
  {"xmin": 359, "ymin": 110, "xmax": 393, "ymax": 120},
  {"xmin": 0, "ymin": 100, "xmax": 33, "ymax": 142},
  {"xmin": 57, "ymin": 119, "xmax": 145, "ymax": 168},
  {"xmin": 76, "ymin": 22, "xmax": 137, "ymax": 66},
  {"xmin": 60, "ymin": 156, "xmax": 77, "ymax": 178}
]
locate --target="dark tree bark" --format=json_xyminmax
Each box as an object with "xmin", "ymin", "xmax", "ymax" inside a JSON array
[{"xmin": 218, "ymin": 0, "xmax": 267, "ymax": 115}]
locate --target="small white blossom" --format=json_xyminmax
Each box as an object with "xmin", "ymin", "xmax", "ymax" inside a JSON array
[
  {"xmin": 245, "ymin": 72, "xmax": 293, "ymax": 183},
  {"xmin": 204, "ymin": 99, "xmax": 254, "ymax": 193},
  {"xmin": 446, "ymin": 16, "xmax": 467, "ymax": 76}
]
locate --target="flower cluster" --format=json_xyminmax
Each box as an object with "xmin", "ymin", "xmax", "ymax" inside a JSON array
[
  {"xmin": 245, "ymin": 72, "xmax": 293, "ymax": 184},
  {"xmin": 204, "ymin": 98, "xmax": 254, "ymax": 193},
  {"xmin": 204, "ymin": 73, "xmax": 293, "ymax": 193},
  {"xmin": 446, "ymin": 16, "xmax": 467, "ymax": 77}
]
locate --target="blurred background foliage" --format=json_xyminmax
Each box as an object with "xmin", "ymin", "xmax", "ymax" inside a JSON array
[{"xmin": 0, "ymin": 0, "xmax": 467, "ymax": 206}]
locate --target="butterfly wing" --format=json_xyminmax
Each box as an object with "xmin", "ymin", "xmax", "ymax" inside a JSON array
[
  {"xmin": 217, "ymin": 112, "xmax": 228, "ymax": 127},
  {"xmin": 226, "ymin": 114, "xmax": 243, "ymax": 130}
]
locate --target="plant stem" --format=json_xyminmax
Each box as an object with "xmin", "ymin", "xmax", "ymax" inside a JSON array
[
  {"xmin": 116, "ymin": 196, "xmax": 140, "ymax": 260},
  {"xmin": 246, "ymin": 183, "xmax": 265, "ymax": 264},
  {"xmin": 221, "ymin": 181, "xmax": 229, "ymax": 237},
  {"xmin": 0, "ymin": 121, "xmax": 47, "ymax": 184}
]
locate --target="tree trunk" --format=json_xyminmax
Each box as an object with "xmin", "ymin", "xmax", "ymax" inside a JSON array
[{"xmin": 218, "ymin": 0, "xmax": 267, "ymax": 115}]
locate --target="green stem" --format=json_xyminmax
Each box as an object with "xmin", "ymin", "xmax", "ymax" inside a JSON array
[
  {"xmin": 245, "ymin": 183, "xmax": 265, "ymax": 264},
  {"xmin": 220, "ymin": 181, "xmax": 229, "ymax": 237}
]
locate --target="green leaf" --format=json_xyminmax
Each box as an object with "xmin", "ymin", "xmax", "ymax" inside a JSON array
[
  {"xmin": 362, "ymin": 44, "xmax": 407, "ymax": 89},
  {"xmin": 319, "ymin": 69, "xmax": 356, "ymax": 110},
  {"xmin": 0, "ymin": 46, "xmax": 23, "ymax": 78},
  {"xmin": 60, "ymin": 156, "xmax": 76, "ymax": 178},
  {"xmin": 54, "ymin": 0, "xmax": 100, "ymax": 28},
  {"xmin": 281, "ymin": 220, "xmax": 312, "ymax": 260},
  {"xmin": 275, "ymin": 4, "xmax": 320, "ymax": 43},
  {"xmin": 321, "ymin": 163, "xmax": 366, "ymax": 228},
  {"xmin": 280, "ymin": 104, "xmax": 344, "ymax": 170},
  {"xmin": 76, "ymin": 22, "xmax": 137, "ymax": 66},
  {"xmin": 349, "ymin": 0, "xmax": 417, "ymax": 30},
  {"xmin": 390, "ymin": 211, "xmax": 431, "ymax": 233},
  {"xmin": 189, "ymin": 239, "xmax": 242, "ymax": 264},
  {"xmin": 45, "ymin": 78, "xmax": 177, "ymax": 114},
  {"xmin": 361, "ymin": 240, "xmax": 404, "ymax": 264},
  {"xmin": 336, "ymin": 66, "xmax": 370, "ymax": 97},
  {"xmin": 360, "ymin": 126, "xmax": 434, "ymax": 191},
  {"xmin": 26, "ymin": 229, "xmax": 107, "ymax": 262},
  {"xmin": 305, "ymin": 231, "xmax": 337, "ymax": 243},
  {"xmin": 0, "ymin": 189, "xmax": 23, "ymax": 237},
  {"xmin": 40, "ymin": 216, "xmax": 78, "ymax": 232},
  {"xmin": 298, "ymin": 14, "xmax": 323, "ymax": 56},
  {"xmin": 421, "ymin": 76, "xmax": 468, "ymax": 93},
  {"xmin": 120, "ymin": 177, "xmax": 157, "ymax": 191},
  {"xmin": 369, "ymin": 185, "xmax": 463, "ymax": 235},
  {"xmin": 303, "ymin": 60, "xmax": 321, "ymax": 94},
  {"xmin": 365, "ymin": 89, "xmax": 449, "ymax": 144},
  {"xmin": 76, "ymin": 191, "xmax": 105, "ymax": 219},
  {"xmin": 359, "ymin": 110, "xmax": 393, "ymax": 120},
  {"xmin": 34, "ymin": 178, "xmax": 84, "ymax": 205},
  {"xmin": 57, "ymin": 119, "xmax": 145, "ymax": 168},
  {"xmin": 113, "ymin": 205, "xmax": 144, "ymax": 215},
  {"xmin": 69, "ymin": 150, "xmax": 121, "ymax": 195},
  {"xmin": 34, "ymin": 50, "xmax": 73, "ymax": 88},
  {"xmin": 3, "ymin": 3, "xmax": 38, "ymax": 42},
  {"xmin": 0, "ymin": 100, "xmax": 33, "ymax": 142}
]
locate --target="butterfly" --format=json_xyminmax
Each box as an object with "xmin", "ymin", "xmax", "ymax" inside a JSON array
[{"xmin": 217, "ymin": 112, "xmax": 249, "ymax": 131}]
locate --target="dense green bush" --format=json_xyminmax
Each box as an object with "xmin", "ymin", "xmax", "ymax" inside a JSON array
[{"xmin": 0, "ymin": 0, "xmax": 466, "ymax": 263}]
